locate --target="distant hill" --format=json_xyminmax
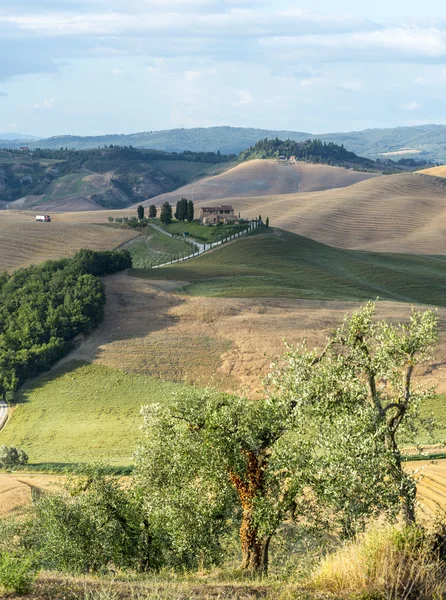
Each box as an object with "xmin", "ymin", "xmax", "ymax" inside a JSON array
[
  {"xmin": 0, "ymin": 147, "xmax": 234, "ymax": 211},
  {"xmin": 0, "ymin": 133, "xmax": 40, "ymax": 141},
  {"xmin": 1, "ymin": 124, "xmax": 445, "ymax": 162}
]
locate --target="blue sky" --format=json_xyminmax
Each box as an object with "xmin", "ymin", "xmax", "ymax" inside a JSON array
[{"xmin": 1, "ymin": 0, "xmax": 446, "ymax": 137}]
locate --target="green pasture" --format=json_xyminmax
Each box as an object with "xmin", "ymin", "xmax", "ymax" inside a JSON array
[{"xmin": 131, "ymin": 228, "xmax": 446, "ymax": 306}]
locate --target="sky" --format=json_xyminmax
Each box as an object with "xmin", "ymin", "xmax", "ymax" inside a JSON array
[{"xmin": 1, "ymin": 0, "xmax": 446, "ymax": 137}]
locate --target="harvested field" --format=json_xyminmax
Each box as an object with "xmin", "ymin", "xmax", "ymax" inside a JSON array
[
  {"xmin": 65, "ymin": 273, "xmax": 446, "ymax": 397},
  {"xmin": 0, "ymin": 211, "xmax": 139, "ymax": 271},
  {"xmin": 144, "ymin": 159, "xmax": 379, "ymax": 207},
  {"xmin": 56, "ymin": 171, "xmax": 446, "ymax": 255},
  {"xmin": 412, "ymin": 460, "xmax": 446, "ymax": 521},
  {"xmin": 0, "ymin": 473, "xmax": 60, "ymax": 518},
  {"xmin": 177, "ymin": 172, "xmax": 446, "ymax": 255},
  {"xmin": 418, "ymin": 165, "xmax": 446, "ymax": 178}
]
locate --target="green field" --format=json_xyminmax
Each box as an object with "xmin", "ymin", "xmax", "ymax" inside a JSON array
[
  {"xmin": 0, "ymin": 362, "xmax": 180, "ymax": 466},
  {"xmin": 126, "ymin": 226, "xmax": 196, "ymax": 267},
  {"xmin": 130, "ymin": 228, "xmax": 446, "ymax": 305},
  {"xmin": 1, "ymin": 360, "xmax": 444, "ymax": 467},
  {"xmin": 417, "ymin": 394, "xmax": 446, "ymax": 445},
  {"xmin": 157, "ymin": 219, "xmax": 249, "ymax": 242}
]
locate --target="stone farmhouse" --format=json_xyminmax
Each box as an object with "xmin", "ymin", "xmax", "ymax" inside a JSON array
[{"xmin": 199, "ymin": 205, "xmax": 239, "ymax": 225}]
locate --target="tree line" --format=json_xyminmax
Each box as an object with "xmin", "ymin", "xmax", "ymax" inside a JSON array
[
  {"xmin": 0, "ymin": 249, "xmax": 132, "ymax": 400},
  {"xmin": 239, "ymin": 138, "xmax": 378, "ymax": 169}
]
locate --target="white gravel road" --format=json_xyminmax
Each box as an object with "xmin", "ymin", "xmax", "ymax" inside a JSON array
[{"xmin": 0, "ymin": 400, "xmax": 8, "ymax": 431}]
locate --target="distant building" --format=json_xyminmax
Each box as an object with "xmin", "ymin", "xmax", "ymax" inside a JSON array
[
  {"xmin": 19, "ymin": 146, "xmax": 30, "ymax": 153},
  {"xmin": 199, "ymin": 205, "xmax": 239, "ymax": 225}
]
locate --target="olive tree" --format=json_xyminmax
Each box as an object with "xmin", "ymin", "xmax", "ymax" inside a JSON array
[
  {"xmin": 135, "ymin": 388, "xmax": 318, "ymax": 574},
  {"xmin": 272, "ymin": 302, "xmax": 438, "ymax": 525},
  {"xmin": 134, "ymin": 381, "xmax": 393, "ymax": 573}
]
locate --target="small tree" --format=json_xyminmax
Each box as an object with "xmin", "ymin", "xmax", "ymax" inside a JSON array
[
  {"xmin": 149, "ymin": 205, "xmax": 157, "ymax": 219},
  {"xmin": 108, "ymin": 216, "xmax": 114, "ymax": 223},
  {"xmin": 258, "ymin": 215, "xmax": 262, "ymax": 222},
  {"xmin": 265, "ymin": 217, "xmax": 269, "ymax": 228},
  {"xmin": 160, "ymin": 202, "xmax": 173, "ymax": 225},
  {"xmin": 137, "ymin": 205, "xmax": 145, "ymax": 220},
  {"xmin": 187, "ymin": 200, "xmax": 194, "ymax": 222},
  {"xmin": 0, "ymin": 445, "xmax": 28, "ymax": 468}
]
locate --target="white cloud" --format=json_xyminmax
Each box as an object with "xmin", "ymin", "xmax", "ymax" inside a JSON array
[
  {"xmin": 400, "ymin": 101, "xmax": 420, "ymax": 110},
  {"xmin": 33, "ymin": 97, "xmax": 55, "ymax": 110},
  {"xmin": 234, "ymin": 89, "xmax": 253, "ymax": 106},
  {"xmin": 184, "ymin": 70, "xmax": 201, "ymax": 82},
  {"xmin": 336, "ymin": 80, "xmax": 364, "ymax": 92}
]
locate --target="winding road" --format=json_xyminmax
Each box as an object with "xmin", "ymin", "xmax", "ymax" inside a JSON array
[{"xmin": 0, "ymin": 400, "xmax": 8, "ymax": 431}]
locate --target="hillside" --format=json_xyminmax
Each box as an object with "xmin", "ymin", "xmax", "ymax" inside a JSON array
[
  {"xmin": 0, "ymin": 211, "xmax": 139, "ymax": 272},
  {"xmin": 418, "ymin": 165, "xmax": 446, "ymax": 178},
  {"xmin": 138, "ymin": 228, "xmax": 446, "ymax": 306},
  {"xmin": 2, "ymin": 124, "xmax": 446, "ymax": 161},
  {"xmin": 143, "ymin": 160, "xmax": 379, "ymax": 207},
  {"xmin": 240, "ymin": 138, "xmax": 378, "ymax": 170},
  {"xmin": 1, "ymin": 270, "xmax": 444, "ymax": 464},
  {"xmin": 0, "ymin": 147, "xmax": 234, "ymax": 211},
  {"xmin": 180, "ymin": 172, "xmax": 446, "ymax": 255}
]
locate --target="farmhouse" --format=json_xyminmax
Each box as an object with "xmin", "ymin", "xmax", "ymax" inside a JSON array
[{"xmin": 199, "ymin": 205, "xmax": 239, "ymax": 225}]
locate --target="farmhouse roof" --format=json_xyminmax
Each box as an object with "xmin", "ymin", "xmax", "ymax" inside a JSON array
[{"xmin": 201, "ymin": 205, "xmax": 234, "ymax": 211}]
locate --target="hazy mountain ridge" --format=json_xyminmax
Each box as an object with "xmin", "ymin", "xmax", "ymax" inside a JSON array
[{"xmin": 1, "ymin": 124, "xmax": 445, "ymax": 161}]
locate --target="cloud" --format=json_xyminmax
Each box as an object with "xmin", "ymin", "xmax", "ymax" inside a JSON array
[
  {"xmin": 32, "ymin": 97, "xmax": 55, "ymax": 110},
  {"xmin": 400, "ymin": 101, "xmax": 420, "ymax": 110},
  {"xmin": 336, "ymin": 80, "xmax": 364, "ymax": 92},
  {"xmin": 234, "ymin": 89, "xmax": 253, "ymax": 106}
]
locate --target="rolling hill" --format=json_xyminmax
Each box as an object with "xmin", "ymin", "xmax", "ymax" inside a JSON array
[
  {"xmin": 418, "ymin": 165, "xmax": 446, "ymax": 178},
  {"xmin": 0, "ymin": 211, "xmax": 139, "ymax": 272},
  {"xmin": 143, "ymin": 160, "xmax": 380, "ymax": 207},
  {"xmin": 176, "ymin": 172, "xmax": 446, "ymax": 255},
  {"xmin": 2, "ymin": 124, "xmax": 445, "ymax": 161},
  {"xmin": 137, "ymin": 228, "xmax": 446, "ymax": 306}
]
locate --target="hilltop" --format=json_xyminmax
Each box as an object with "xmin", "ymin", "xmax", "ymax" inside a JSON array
[
  {"xmin": 145, "ymin": 159, "xmax": 379, "ymax": 207},
  {"xmin": 2, "ymin": 124, "xmax": 446, "ymax": 161}
]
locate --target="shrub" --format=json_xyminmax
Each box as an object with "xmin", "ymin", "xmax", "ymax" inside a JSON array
[
  {"xmin": 0, "ymin": 445, "xmax": 28, "ymax": 468},
  {"xmin": 308, "ymin": 525, "xmax": 446, "ymax": 600},
  {"xmin": 107, "ymin": 217, "xmax": 114, "ymax": 223},
  {"xmin": 0, "ymin": 551, "xmax": 36, "ymax": 595},
  {"xmin": 31, "ymin": 469, "xmax": 143, "ymax": 574}
]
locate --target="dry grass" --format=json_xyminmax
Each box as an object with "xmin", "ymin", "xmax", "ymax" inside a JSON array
[
  {"xmin": 68, "ymin": 274, "xmax": 446, "ymax": 397},
  {"xmin": 418, "ymin": 165, "xmax": 446, "ymax": 178},
  {"xmin": 57, "ymin": 170, "xmax": 446, "ymax": 255},
  {"xmin": 0, "ymin": 474, "xmax": 60, "ymax": 518},
  {"xmin": 8, "ymin": 572, "xmax": 279, "ymax": 600},
  {"xmin": 0, "ymin": 212, "xmax": 139, "ymax": 271},
  {"xmin": 309, "ymin": 526, "xmax": 446, "ymax": 599},
  {"xmin": 143, "ymin": 159, "xmax": 378, "ymax": 207},
  {"xmin": 179, "ymin": 172, "xmax": 446, "ymax": 255}
]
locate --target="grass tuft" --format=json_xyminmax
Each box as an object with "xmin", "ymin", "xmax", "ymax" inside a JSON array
[{"xmin": 308, "ymin": 525, "xmax": 446, "ymax": 599}]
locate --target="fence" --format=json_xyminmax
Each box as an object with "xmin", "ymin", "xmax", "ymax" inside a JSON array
[{"xmin": 151, "ymin": 220, "xmax": 260, "ymax": 268}]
